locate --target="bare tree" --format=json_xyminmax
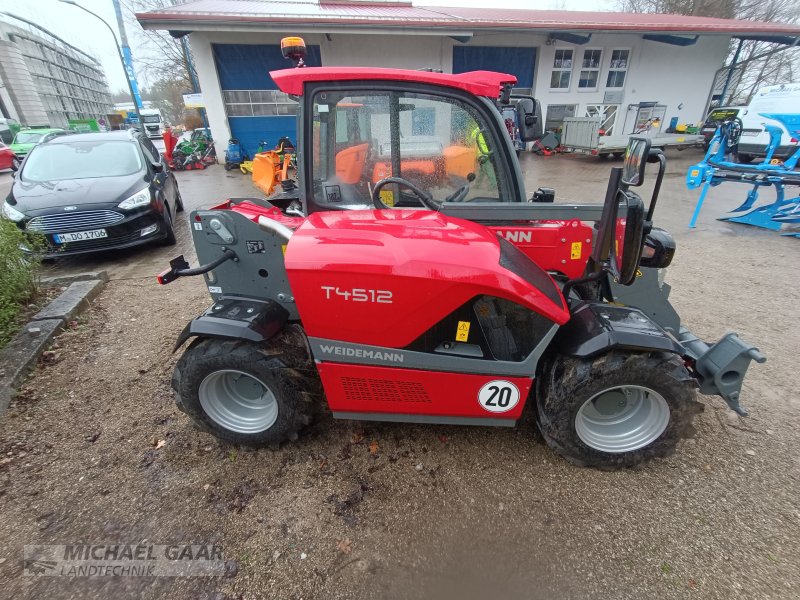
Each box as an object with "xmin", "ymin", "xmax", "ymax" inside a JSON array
[
  {"xmin": 110, "ymin": 0, "xmax": 206, "ymax": 125},
  {"xmin": 120, "ymin": 0, "xmax": 194, "ymax": 89},
  {"xmin": 617, "ymin": 0, "xmax": 800, "ymax": 105}
]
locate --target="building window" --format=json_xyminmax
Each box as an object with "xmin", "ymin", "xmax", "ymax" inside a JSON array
[
  {"xmin": 606, "ymin": 49, "xmax": 630, "ymax": 89},
  {"xmin": 549, "ymin": 49, "xmax": 573, "ymax": 90},
  {"xmin": 544, "ymin": 104, "xmax": 577, "ymax": 132},
  {"xmin": 223, "ymin": 90, "xmax": 298, "ymax": 117},
  {"xmin": 578, "ymin": 49, "xmax": 602, "ymax": 90}
]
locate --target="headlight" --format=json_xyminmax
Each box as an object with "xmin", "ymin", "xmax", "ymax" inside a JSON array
[
  {"xmin": 118, "ymin": 188, "xmax": 152, "ymax": 210},
  {"xmin": 1, "ymin": 201, "xmax": 25, "ymax": 222}
]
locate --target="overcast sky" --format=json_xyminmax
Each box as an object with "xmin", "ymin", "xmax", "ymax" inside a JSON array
[{"xmin": 1, "ymin": 0, "xmax": 616, "ymax": 94}]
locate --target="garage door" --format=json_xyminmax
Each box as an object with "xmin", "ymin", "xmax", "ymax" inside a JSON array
[
  {"xmin": 212, "ymin": 43, "xmax": 321, "ymax": 156},
  {"xmin": 452, "ymin": 46, "xmax": 536, "ymax": 92}
]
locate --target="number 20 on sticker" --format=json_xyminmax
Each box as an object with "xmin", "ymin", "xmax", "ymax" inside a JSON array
[{"xmin": 478, "ymin": 380, "xmax": 520, "ymax": 413}]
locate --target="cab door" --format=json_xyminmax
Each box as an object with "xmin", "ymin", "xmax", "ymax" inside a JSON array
[{"xmin": 302, "ymin": 82, "xmax": 524, "ymax": 214}]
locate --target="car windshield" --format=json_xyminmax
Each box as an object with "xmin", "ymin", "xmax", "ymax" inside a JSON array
[
  {"xmin": 142, "ymin": 115, "xmax": 161, "ymax": 123},
  {"xmin": 14, "ymin": 132, "xmax": 45, "ymax": 144},
  {"xmin": 22, "ymin": 140, "xmax": 143, "ymax": 181},
  {"xmin": 705, "ymin": 109, "xmax": 739, "ymax": 125}
]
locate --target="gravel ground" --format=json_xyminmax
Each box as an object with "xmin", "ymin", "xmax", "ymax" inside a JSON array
[{"xmin": 0, "ymin": 150, "xmax": 798, "ymax": 599}]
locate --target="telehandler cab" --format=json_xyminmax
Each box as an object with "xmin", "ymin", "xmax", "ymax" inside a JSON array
[{"xmin": 158, "ymin": 40, "xmax": 763, "ymax": 468}]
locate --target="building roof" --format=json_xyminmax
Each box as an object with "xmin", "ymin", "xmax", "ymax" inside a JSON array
[
  {"xmin": 136, "ymin": 0, "xmax": 800, "ymax": 40},
  {"xmin": 271, "ymin": 67, "xmax": 516, "ymax": 96}
]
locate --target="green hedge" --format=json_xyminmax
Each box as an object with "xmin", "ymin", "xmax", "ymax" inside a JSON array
[{"xmin": 0, "ymin": 218, "xmax": 40, "ymax": 348}]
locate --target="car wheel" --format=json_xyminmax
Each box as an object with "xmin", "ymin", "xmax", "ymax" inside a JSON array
[
  {"xmin": 737, "ymin": 153, "xmax": 755, "ymax": 164},
  {"xmin": 536, "ymin": 351, "xmax": 701, "ymax": 469},
  {"xmin": 161, "ymin": 205, "xmax": 177, "ymax": 246},
  {"xmin": 175, "ymin": 186, "xmax": 184, "ymax": 212},
  {"xmin": 11, "ymin": 156, "xmax": 20, "ymax": 171},
  {"xmin": 172, "ymin": 332, "xmax": 320, "ymax": 447}
]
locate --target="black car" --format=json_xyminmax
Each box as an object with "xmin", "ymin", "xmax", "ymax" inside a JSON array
[{"xmin": 2, "ymin": 129, "xmax": 183, "ymax": 257}]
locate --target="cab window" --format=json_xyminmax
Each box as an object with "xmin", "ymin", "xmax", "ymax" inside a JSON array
[{"xmin": 311, "ymin": 89, "xmax": 507, "ymax": 209}]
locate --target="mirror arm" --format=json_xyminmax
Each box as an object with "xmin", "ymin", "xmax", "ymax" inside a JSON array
[
  {"xmin": 562, "ymin": 270, "xmax": 607, "ymax": 306},
  {"xmin": 647, "ymin": 151, "xmax": 667, "ymax": 221}
]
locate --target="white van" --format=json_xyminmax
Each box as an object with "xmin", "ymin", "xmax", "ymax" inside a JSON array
[{"xmin": 737, "ymin": 83, "xmax": 800, "ymax": 162}]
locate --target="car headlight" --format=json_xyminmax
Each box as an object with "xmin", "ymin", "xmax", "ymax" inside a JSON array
[
  {"xmin": 118, "ymin": 188, "xmax": 152, "ymax": 210},
  {"xmin": 1, "ymin": 201, "xmax": 25, "ymax": 222}
]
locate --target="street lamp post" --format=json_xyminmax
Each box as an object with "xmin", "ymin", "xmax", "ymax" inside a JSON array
[{"xmin": 59, "ymin": 0, "xmax": 142, "ymax": 127}]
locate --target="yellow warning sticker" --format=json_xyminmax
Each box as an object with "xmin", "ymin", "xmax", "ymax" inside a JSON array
[
  {"xmin": 380, "ymin": 190, "xmax": 395, "ymax": 207},
  {"xmin": 456, "ymin": 321, "xmax": 471, "ymax": 342},
  {"xmin": 571, "ymin": 241, "xmax": 582, "ymax": 259},
  {"xmin": 281, "ymin": 244, "xmax": 287, "ymax": 255}
]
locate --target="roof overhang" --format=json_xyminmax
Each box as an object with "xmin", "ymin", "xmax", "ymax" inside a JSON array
[{"xmin": 135, "ymin": 2, "xmax": 800, "ymax": 45}]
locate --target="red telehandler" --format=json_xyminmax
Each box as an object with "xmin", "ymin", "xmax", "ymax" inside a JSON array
[{"xmin": 157, "ymin": 40, "xmax": 763, "ymax": 468}]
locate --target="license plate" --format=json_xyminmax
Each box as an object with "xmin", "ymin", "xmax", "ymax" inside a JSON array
[
  {"xmin": 741, "ymin": 130, "xmax": 760, "ymax": 137},
  {"xmin": 702, "ymin": 128, "xmax": 715, "ymax": 133},
  {"xmin": 53, "ymin": 229, "xmax": 107, "ymax": 243}
]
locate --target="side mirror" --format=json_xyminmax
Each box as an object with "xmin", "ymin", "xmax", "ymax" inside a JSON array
[
  {"xmin": 613, "ymin": 191, "xmax": 646, "ymax": 286},
  {"xmin": 621, "ymin": 136, "xmax": 650, "ymax": 186},
  {"xmin": 517, "ymin": 98, "xmax": 543, "ymax": 142},
  {"xmin": 152, "ymin": 162, "xmax": 164, "ymax": 173}
]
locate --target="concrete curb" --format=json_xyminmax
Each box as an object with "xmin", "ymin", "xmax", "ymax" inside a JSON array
[
  {"xmin": 40, "ymin": 270, "xmax": 108, "ymax": 288},
  {"xmin": 31, "ymin": 279, "xmax": 105, "ymax": 323},
  {"xmin": 0, "ymin": 274, "xmax": 107, "ymax": 415}
]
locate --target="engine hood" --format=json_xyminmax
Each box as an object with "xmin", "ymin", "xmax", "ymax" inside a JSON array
[
  {"xmin": 8, "ymin": 173, "xmax": 149, "ymax": 217},
  {"xmin": 285, "ymin": 210, "xmax": 568, "ymax": 347}
]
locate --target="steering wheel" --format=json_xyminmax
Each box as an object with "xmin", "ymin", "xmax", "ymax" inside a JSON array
[
  {"xmin": 371, "ymin": 177, "xmax": 439, "ymax": 211},
  {"xmin": 443, "ymin": 172, "xmax": 476, "ymax": 203}
]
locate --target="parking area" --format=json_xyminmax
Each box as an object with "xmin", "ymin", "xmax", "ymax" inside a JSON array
[{"xmin": 0, "ymin": 148, "xmax": 798, "ymax": 599}]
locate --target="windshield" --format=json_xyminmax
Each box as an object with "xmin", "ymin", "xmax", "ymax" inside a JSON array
[
  {"xmin": 14, "ymin": 132, "xmax": 45, "ymax": 144},
  {"xmin": 311, "ymin": 90, "xmax": 506, "ymax": 209},
  {"xmin": 142, "ymin": 115, "xmax": 161, "ymax": 124},
  {"xmin": 22, "ymin": 140, "xmax": 143, "ymax": 181},
  {"xmin": 705, "ymin": 109, "xmax": 739, "ymax": 124}
]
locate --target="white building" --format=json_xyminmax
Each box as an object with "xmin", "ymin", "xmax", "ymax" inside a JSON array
[
  {"xmin": 0, "ymin": 12, "xmax": 113, "ymax": 128},
  {"xmin": 136, "ymin": 0, "xmax": 800, "ymax": 156}
]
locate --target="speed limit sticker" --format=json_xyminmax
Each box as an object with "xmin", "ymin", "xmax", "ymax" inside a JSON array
[{"xmin": 478, "ymin": 380, "xmax": 520, "ymax": 413}]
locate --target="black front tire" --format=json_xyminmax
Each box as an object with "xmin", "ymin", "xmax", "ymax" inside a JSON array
[
  {"xmin": 161, "ymin": 206, "xmax": 177, "ymax": 246},
  {"xmin": 536, "ymin": 351, "xmax": 700, "ymax": 469},
  {"xmin": 175, "ymin": 186, "xmax": 184, "ymax": 212},
  {"xmin": 172, "ymin": 332, "xmax": 319, "ymax": 447}
]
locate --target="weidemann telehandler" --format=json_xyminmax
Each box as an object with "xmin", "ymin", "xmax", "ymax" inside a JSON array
[{"xmin": 158, "ymin": 39, "xmax": 764, "ymax": 468}]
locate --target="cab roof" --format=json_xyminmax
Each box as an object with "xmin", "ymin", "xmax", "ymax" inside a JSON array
[{"xmin": 271, "ymin": 67, "xmax": 516, "ymax": 98}]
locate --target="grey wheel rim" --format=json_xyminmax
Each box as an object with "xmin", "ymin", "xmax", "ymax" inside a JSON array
[
  {"xmin": 199, "ymin": 370, "xmax": 278, "ymax": 434},
  {"xmin": 575, "ymin": 385, "xmax": 670, "ymax": 453}
]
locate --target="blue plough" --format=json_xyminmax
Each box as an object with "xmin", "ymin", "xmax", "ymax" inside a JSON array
[{"xmin": 686, "ymin": 113, "xmax": 800, "ymax": 237}]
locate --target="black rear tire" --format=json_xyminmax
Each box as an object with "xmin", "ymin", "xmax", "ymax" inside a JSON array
[
  {"xmin": 737, "ymin": 153, "xmax": 755, "ymax": 164},
  {"xmin": 536, "ymin": 351, "xmax": 700, "ymax": 469},
  {"xmin": 172, "ymin": 330, "xmax": 320, "ymax": 447}
]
